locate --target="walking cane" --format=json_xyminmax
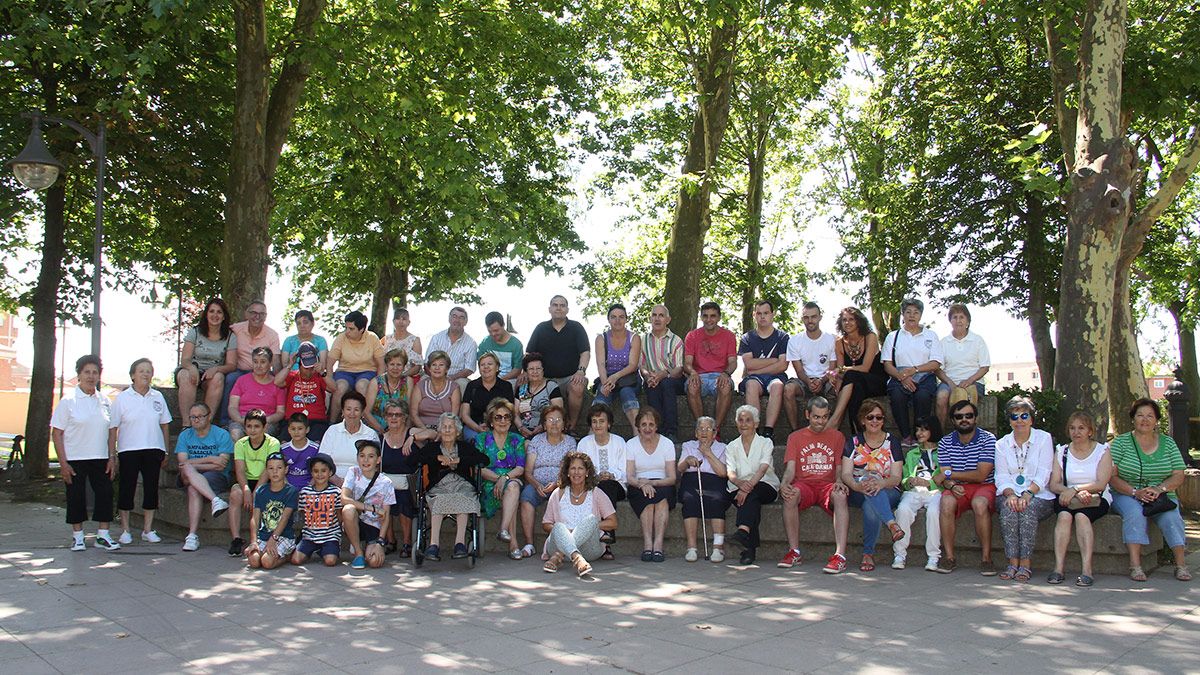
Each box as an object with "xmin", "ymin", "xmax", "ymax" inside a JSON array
[{"xmin": 697, "ymin": 465, "xmax": 710, "ymax": 560}]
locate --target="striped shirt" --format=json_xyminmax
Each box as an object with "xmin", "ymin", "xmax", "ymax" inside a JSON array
[
  {"xmin": 428, "ymin": 330, "xmax": 478, "ymax": 376},
  {"xmin": 1109, "ymin": 432, "xmax": 1186, "ymax": 497},
  {"xmin": 937, "ymin": 428, "xmax": 997, "ymax": 483},
  {"xmin": 298, "ymin": 484, "xmax": 343, "ymax": 543},
  {"xmin": 641, "ymin": 330, "xmax": 683, "ymax": 374}
]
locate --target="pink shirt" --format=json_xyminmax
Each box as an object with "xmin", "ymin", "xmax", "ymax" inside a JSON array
[
  {"xmin": 231, "ymin": 321, "xmax": 281, "ymax": 371},
  {"xmin": 230, "ymin": 373, "xmax": 284, "ymax": 417}
]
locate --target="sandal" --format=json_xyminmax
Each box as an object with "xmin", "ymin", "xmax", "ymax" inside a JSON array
[
  {"xmin": 999, "ymin": 565, "xmax": 1018, "ymax": 581},
  {"xmin": 1015, "ymin": 566, "xmax": 1032, "ymax": 582},
  {"xmin": 1175, "ymin": 565, "xmax": 1192, "ymax": 581},
  {"xmin": 600, "ymin": 546, "xmax": 615, "ymax": 561},
  {"xmin": 509, "ymin": 548, "xmax": 523, "ymax": 560},
  {"xmin": 887, "ymin": 522, "xmax": 904, "ymax": 543},
  {"xmin": 521, "ymin": 544, "xmax": 535, "ymax": 559},
  {"xmin": 1046, "ymin": 571, "xmax": 1065, "ymax": 585},
  {"xmin": 1075, "ymin": 575, "xmax": 1094, "ymax": 587},
  {"xmin": 859, "ymin": 554, "xmax": 875, "ymax": 572},
  {"xmin": 1130, "ymin": 566, "xmax": 1148, "ymax": 582},
  {"xmin": 572, "ymin": 553, "xmax": 592, "ymax": 577},
  {"xmin": 640, "ymin": 549, "xmax": 654, "ymax": 562},
  {"xmin": 543, "ymin": 553, "xmax": 563, "ymax": 573}
]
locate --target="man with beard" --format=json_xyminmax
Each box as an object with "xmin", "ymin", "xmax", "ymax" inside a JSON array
[{"xmin": 934, "ymin": 399, "xmax": 997, "ymax": 575}]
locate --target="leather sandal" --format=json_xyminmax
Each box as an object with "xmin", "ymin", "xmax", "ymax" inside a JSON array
[
  {"xmin": 543, "ymin": 553, "xmax": 564, "ymax": 573},
  {"xmin": 1129, "ymin": 565, "xmax": 1148, "ymax": 582},
  {"xmin": 859, "ymin": 554, "xmax": 875, "ymax": 572}
]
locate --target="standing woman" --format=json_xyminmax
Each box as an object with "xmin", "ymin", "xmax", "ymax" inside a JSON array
[
  {"xmin": 380, "ymin": 401, "xmax": 419, "ymax": 557},
  {"xmin": 110, "ymin": 358, "xmax": 172, "ymax": 544},
  {"xmin": 175, "ymin": 298, "xmax": 237, "ymax": 425},
  {"xmin": 993, "ymin": 396, "xmax": 1056, "ymax": 582},
  {"xmin": 828, "ymin": 307, "xmax": 886, "ymax": 434},
  {"xmin": 725, "ymin": 405, "xmax": 780, "ymax": 565},
  {"xmin": 593, "ymin": 304, "xmax": 643, "ymax": 430},
  {"xmin": 477, "ymin": 399, "xmax": 527, "ymax": 559},
  {"xmin": 840, "ymin": 399, "xmax": 904, "ymax": 572},
  {"xmin": 51, "ymin": 355, "xmax": 119, "ymax": 551},
  {"xmin": 677, "ymin": 417, "xmax": 729, "ymax": 563},
  {"xmin": 625, "ymin": 408, "xmax": 677, "ymax": 563},
  {"xmin": 366, "ymin": 349, "xmax": 413, "ymax": 434},
  {"xmin": 1047, "ymin": 411, "xmax": 1113, "ymax": 586},
  {"xmin": 409, "ymin": 351, "xmax": 461, "ymax": 434},
  {"xmin": 1108, "ymin": 398, "xmax": 1190, "ymax": 582}
]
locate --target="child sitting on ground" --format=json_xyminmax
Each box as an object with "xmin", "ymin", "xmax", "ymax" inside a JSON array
[
  {"xmin": 280, "ymin": 413, "xmax": 320, "ymax": 490},
  {"xmin": 892, "ymin": 416, "xmax": 944, "ymax": 571},
  {"xmin": 341, "ymin": 439, "xmax": 396, "ymax": 569},
  {"xmin": 247, "ymin": 453, "xmax": 299, "ymax": 569},
  {"xmin": 292, "ymin": 453, "xmax": 343, "ymax": 567}
]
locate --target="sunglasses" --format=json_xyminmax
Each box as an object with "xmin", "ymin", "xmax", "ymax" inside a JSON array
[
  {"xmin": 1008, "ymin": 412, "xmax": 1031, "ymax": 421},
  {"xmin": 953, "ymin": 412, "xmax": 977, "ymax": 420},
  {"xmin": 864, "ymin": 414, "xmax": 885, "ymax": 422},
  {"xmin": 492, "ymin": 413, "xmax": 512, "ymax": 421},
  {"xmin": 386, "ymin": 412, "xmax": 405, "ymax": 418}
]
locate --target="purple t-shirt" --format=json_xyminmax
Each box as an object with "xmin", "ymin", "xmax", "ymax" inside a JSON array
[
  {"xmin": 281, "ymin": 439, "xmax": 320, "ymax": 489},
  {"xmin": 231, "ymin": 373, "xmax": 284, "ymax": 418}
]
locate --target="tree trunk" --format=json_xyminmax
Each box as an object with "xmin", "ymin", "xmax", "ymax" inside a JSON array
[
  {"xmin": 1107, "ymin": 268, "xmax": 1147, "ymax": 432},
  {"xmin": 740, "ymin": 106, "xmax": 768, "ymax": 334},
  {"xmin": 370, "ymin": 263, "xmax": 396, "ymax": 332},
  {"xmin": 1021, "ymin": 194, "xmax": 1056, "ymax": 388},
  {"xmin": 220, "ymin": 0, "xmax": 325, "ymax": 315},
  {"xmin": 391, "ymin": 268, "xmax": 410, "ymax": 315},
  {"xmin": 662, "ymin": 18, "xmax": 739, "ymax": 333},
  {"xmin": 1052, "ymin": 0, "xmax": 1132, "ymax": 434},
  {"xmin": 1169, "ymin": 302, "xmax": 1200, "ymax": 418}
]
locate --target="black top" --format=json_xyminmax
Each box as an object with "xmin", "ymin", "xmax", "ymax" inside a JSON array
[
  {"xmin": 526, "ymin": 319, "xmax": 590, "ymax": 378},
  {"xmin": 416, "ymin": 439, "xmax": 489, "ymax": 489},
  {"xmin": 381, "ymin": 427, "xmax": 419, "ymax": 476},
  {"xmin": 462, "ymin": 377, "xmax": 515, "ymax": 425}
]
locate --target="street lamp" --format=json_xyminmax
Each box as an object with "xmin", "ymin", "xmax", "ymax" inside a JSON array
[{"xmin": 8, "ymin": 111, "xmax": 106, "ymax": 357}]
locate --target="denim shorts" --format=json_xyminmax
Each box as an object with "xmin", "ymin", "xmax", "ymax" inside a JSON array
[
  {"xmin": 333, "ymin": 370, "xmax": 376, "ymax": 388},
  {"xmin": 296, "ymin": 539, "xmax": 340, "ymax": 558},
  {"xmin": 520, "ymin": 482, "xmax": 551, "ymax": 508},
  {"xmin": 697, "ymin": 372, "xmax": 722, "ymax": 397}
]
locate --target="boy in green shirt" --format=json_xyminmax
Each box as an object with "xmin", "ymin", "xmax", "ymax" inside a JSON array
[{"xmin": 892, "ymin": 417, "xmax": 944, "ymax": 571}]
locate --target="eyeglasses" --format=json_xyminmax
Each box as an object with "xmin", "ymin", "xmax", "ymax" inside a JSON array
[
  {"xmin": 864, "ymin": 414, "xmax": 885, "ymax": 422},
  {"xmin": 385, "ymin": 412, "xmax": 405, "ymax": 418},
  {"xmin": 1008, "ymin": 412, "xmax": 1031, "ymax": 421},
  {"xmin": 953, "ymin": 412, "xmax": 977, "ymax": 420},
  {"xmin": 188, "ymin": 414, "xmax": 207, "ymax": 421},
  {"xmin": 247, "ymin": 310, "xmax": 267, "ymax": 317},
  {"xmin": 492, "ymin": 413, "xmax": 512, "ymax": 421}
]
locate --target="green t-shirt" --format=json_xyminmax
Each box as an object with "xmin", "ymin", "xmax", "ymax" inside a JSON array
[
  {"xmin": 478, "ymin": 335, "xmax": 524, "ymax": 379},
  {"xmin": 1109, "ymin": 432, "xmax": 1185, "ymax": 497},
  {"xmin": 234, "ymin": 434, "xmax": 281, "ymax": 481}
]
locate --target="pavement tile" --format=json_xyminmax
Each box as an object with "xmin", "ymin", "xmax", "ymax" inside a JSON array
[{"xmin": 0, "ymin": 654, "xmax": 61, "ymax": 675}]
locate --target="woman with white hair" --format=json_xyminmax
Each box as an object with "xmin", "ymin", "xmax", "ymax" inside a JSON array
[
  {"xmin": 994, "ymin": 396, "xmax": 1056, "ymax": 582},
  {"xmin": 723, "ymin": 404, "xmax": 779, "ymax": 565}
]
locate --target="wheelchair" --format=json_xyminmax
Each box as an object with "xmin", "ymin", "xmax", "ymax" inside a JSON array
[{"xmin": 411, "ymin": 462, "xmax": 484, "ymax": 568}]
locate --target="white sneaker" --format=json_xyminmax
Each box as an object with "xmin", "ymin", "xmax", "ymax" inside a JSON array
[
  {"xmin": 182, "ymin": 534, "xmax": 200, "ymax": 552},
  {"xmin": 117, "ymin": 531, "xmax": 133, "ymax": 545},
  {"xmin": 141, "ymin": 530, "xmax": 162, "ymax": 543},
  {"xmin": 710, "ymin": 548, "xmax": 725, "ymax": 563},
  {"xmin": 94, "ymin": 535, "xmax": 121, "ymax": 551},
  {"xmin": 684, "ymin": 548, "xmax": 698, "ymax": 562},
  {"xmin": 891, "ymin": 557, "xmax": 906, "ymax": 570},
  {"xmin": 70, "ymin": 537, "xmax": 86, "ymax": 552},
  {"xmin": 211, "ymin": 496, "xmax": 229, "ymax": 519},
  {"xmin": 925, "ymin": 558, "xmax": 940, "ymax": 572}
]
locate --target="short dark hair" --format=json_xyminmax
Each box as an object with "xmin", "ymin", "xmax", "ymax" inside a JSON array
[
  {"xmin": 394, "ymin": 307, "xmax": 410, "ymax": 320},
  {"xmin": 949, "ymin": 399, "xmax": 977, "ymax": 416},
  {"xmin": 485, "ymin": 311, "xmax": 505, "ymax": 328},
  {"xmin": 634, "ymin": 406, "xmax": 661, "ymax": 428},
  {"xmin": 522, "ymin": 351, "xmax": 544, "ymax": 369},
  {"xmin": 588, "ymin": 402, "xmax": 614, "ymax": 427},
  {"xmin": 901, "ymin": 297, "xmax": 924, "ymax": 314},
  {"xmin": 75, "ymin": 354, "xmax": 102, "ymax": 374},
  {"xmin": 287, "ymin": 412, "xmax": 310, "ymax": 427},
  {"xmin": 913, "ymin": 415, "xmax": 942, "ymax": 440},
  {"xmin": 1128, "ymin": 397, "xmax": 1160, "ymax": 421},
  {"xmin": 802, "ymin": 301, "xmax": 821, "ymax": 313},
  {"xmin": 344, "ymin": 311, "xmax": 367, "ymax": 331},
  {"xmin": 243, "ymin": 408, "xmax": 268, "ymax": 426},
  {"xmin": 128, "ymin": 358, "xmax": 153, "ymax": 377},
  {"xmin": 342, "ymin": 390, "xmax": 367, "ymax": 411},
  {"xmin": 608, "ymin": 303, "xmax": 626, "ymax": 317},
  {"xmin": 294, "ymin": 309, "xmax": 314, "ymax": 323},
  {"xmin": 755, "ymin": 299, "xmax": 774, "ymax": 312},
  {"xmin": 699, "ymin": 301, "xmax": 721, "ymax": 315}
]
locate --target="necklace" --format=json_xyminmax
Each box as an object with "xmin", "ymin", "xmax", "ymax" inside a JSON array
[
  {"xmin": 844, "ymin": 336, "xmax": 865, "ymax": 361},
  {"xmin": 569, "ymin": 489, "xmax": 586, "ymax": 504},
  {"xmin": 423, "ymin": 378, "xmax": 451, "ymax": 401}
]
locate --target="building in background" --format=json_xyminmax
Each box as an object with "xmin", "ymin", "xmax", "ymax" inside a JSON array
[
  {"xmin": 0, "ymin": 313, "xmax": 30, "ymax": 391},
  {"xmin": 989, "ymin": 361, "xmax": 1042, "ymax": 391}
]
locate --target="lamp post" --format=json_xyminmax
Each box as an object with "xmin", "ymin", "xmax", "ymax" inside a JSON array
[{"xmin": 8, "ymin": 111, "xmax": 106, "ymax": 357}]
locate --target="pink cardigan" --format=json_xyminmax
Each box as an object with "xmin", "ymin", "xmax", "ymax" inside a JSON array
[{"xmin": 542, "ymin": 487, "xmax": 616, "ymax": 525}]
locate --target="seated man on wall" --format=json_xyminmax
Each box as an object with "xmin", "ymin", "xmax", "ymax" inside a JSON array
[
  {"xmin": 783, "ymin": 301, "xmax": 838, "ymax": 432},
  {"xmin": 684, "ymin": 302, "xmax": 738, "ymax": 436},
  {"xmin": 738, "ymin": 300, "xmax": 790, "ymax": 440},
  {"xmin": 935, "ymin": 399, "xmax": 998, "ymax": 576},
  {"xmin": 778, "ymin": 396, "xmax": 851, "ymax": 573},
  {"xmin": 639, "ymin": 304, "xmax": 685, "ymax": 440}
]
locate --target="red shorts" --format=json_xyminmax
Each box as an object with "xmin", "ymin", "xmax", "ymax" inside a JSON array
[
  {"xmin": 951, "ymin": 482, "xmax": 997, "ymax": 517},
  {"xmin": 792, "ymin": 480, "xmax": 835, "ymax": 516}
]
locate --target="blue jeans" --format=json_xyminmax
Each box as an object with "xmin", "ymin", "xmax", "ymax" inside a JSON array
[
  {"xmin": 595, "ymin": 384, "xmax": 639, "ymax": 412},
  {"xmin": 645, "ymin": 376, "xmax": 683, "ymax": 438},
  {"xmin": 1110, "ymin": 493, "xmax": 1187, "ymax": 548},
  {"xmin": 887, "ymin": 374, "xmax": 938, "ymax": 439},
  {"xmin": 849, "ymin": 487, "xmax": 901, "ymax": 554}
]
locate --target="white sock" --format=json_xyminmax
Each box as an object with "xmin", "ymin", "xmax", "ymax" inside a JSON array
[
  {"xmin": 712, "ymin": 534, "xmax": 724, "ymax": 546},
  {"xmin": 97, "ymin": 529, "xmax": 110, "ymax": 539}
]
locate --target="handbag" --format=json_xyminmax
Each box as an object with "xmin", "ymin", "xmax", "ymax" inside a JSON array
[{"xmin": 1136, "ymin": 446, "xmax": 1177, "ymax": 517}]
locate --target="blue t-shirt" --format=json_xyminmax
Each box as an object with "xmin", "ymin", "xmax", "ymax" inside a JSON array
[
  {"xmin": 281, "ymin": 439, "xmax": 320, "ymax": 489},
  {"xmin": 282, "ymin": 334, "xmax": 330, "ymax": 370},
  {"xmin": 739, "ymin": 329, "xmax": 790, "ymax": 364},
  {"xmin": 175, "ymin": 426, "xmax": 235, "ymax": 477},
  {"xmin": 254, "ymin": 482, "xmax": 299, "ymax": 541},
  {"xmin": 937, "ymin": 428, "xmax": 997, "ymax": 483}
]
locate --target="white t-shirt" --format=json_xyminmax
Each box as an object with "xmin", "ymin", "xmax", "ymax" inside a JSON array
[
  {"xmin": 50, "ymin": 387, "xmax": 111, "ymax": 462},
  {"xmin": 1056, "ymin": 442, "xmax": 1112, "ymax": 502},
  {"xmin": 108, "ymin": 387, "xmax": 172, "ymax": 452},
  {"xmin": 319, "ymin": 422, "xmax": 379, "ymax": 479},
  {"xmin": 343, "ymin": 465, "xmax": 396, "ymax": 530},
  {"xmin": 625, "ymin": 435, "xmax": 676, "ymax": 481},
  {"xmin": 881, "ymin": 327, "xmax": 944, "ymax": 382},
  {"xmin": 785, "ymin": 331, "xmax": 837, "ymax": 379},
  {"xmin": 939, "ymin": 332, "xmax": 991, "ymax": 383},
  {"xmin": 577, "ymin": 434, "xmax": 628, "ymax": 482}
]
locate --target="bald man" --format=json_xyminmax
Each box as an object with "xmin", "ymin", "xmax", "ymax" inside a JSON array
[{"xmin": 639, "ymin": 304, "xmax": 685, "ymax": 439}]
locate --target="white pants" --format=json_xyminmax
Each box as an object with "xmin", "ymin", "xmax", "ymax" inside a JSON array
[
  {"xmin": 547, "ymin": 514, "xmax": 604, "ymax": 561},
  {"xmin": 893, "ymin": 490, "xmax": 941, "ymax": 560}
]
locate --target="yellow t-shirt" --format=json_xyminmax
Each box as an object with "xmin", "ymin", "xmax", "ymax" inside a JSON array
[{"xmin": 330, "ymin": 331, "xmax": 384, "ymax": 372}]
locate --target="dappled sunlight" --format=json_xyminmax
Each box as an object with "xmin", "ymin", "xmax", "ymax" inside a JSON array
[{"xmin": 312, "ymin": 604, "xmax": 373, "ymax": 620}]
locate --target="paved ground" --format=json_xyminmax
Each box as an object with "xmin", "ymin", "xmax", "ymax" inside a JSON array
[{"xmin": 0, "ymin": 493, "xmax": 1198, "ymax": 674}]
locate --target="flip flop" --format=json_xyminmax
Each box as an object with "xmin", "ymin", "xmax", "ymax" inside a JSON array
[
  {"xmin": 1130, "ymin": 566, "xmax": 1147, "ymax": 582},
  {"xmin": 600, "ymin": 547, "xmax": 615, "ymax": 561},
  {"xmin": 859, "ymin": 555, "xmax": 875, "ymax": 572}
]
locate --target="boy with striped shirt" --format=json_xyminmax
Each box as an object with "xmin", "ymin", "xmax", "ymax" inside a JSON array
[{"xmin": 291, "ymin": 453, "xmax": 343, "ymax": 566}]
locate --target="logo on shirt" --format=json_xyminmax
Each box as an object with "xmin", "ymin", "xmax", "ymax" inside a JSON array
[
  {"xmin": 818, "ymin": 355, "xmax": 828, "ymax": 364},
  {"xmin": 924, "ymin": 339, "xmax": 933, "ymax": 348},
  {"xmin": 153, "ymin": 400, "xmax": 164, "ymax": 413}
]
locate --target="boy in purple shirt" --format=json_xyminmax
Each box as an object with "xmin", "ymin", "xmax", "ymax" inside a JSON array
[{"xmin": 280, "ymin": 413, "xmax": 320, "ymax": 490}]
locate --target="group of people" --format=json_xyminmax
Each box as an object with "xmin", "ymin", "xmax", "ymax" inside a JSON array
[{"xmin": 50, "ymin": 294, "xmax": 1190, "ymax": 584}]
